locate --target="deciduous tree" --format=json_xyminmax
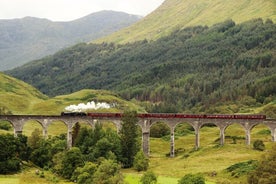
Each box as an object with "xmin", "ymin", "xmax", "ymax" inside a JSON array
[{"xmin": 92, "ymin": 159, "xmax": 123, "ymax": 184}]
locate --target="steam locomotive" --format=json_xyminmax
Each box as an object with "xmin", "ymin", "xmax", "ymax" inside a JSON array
[{"xmin": 61, "ymin": 112, "xmax": 266, "ymax": 119}]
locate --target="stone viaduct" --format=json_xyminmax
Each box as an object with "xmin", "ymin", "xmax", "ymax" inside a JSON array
[{"xmin": 0, "ymin": 114, "xmax": 275, "ymax": 157}]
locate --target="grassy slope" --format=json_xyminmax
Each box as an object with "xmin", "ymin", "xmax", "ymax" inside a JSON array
[
  {"xmin": 96, "ymin": 0, "xmax": 276, "ymax": 43},
  {"xmin": 148, "ymin": 124, "xmax": 273, "ymax": 183},
  {"xmin": 0, "ymin": 72, "xmax": 144, "ymax": 115},
  {"xmin": 0, "ymin": 72, "xmax": 48, "ymax": 114}
]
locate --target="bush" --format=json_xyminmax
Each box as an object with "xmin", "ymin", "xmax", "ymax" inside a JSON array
[
  {"xmin": 0, "ymin": 121, "xmax": 12, "ymax": 130},
  {"xmin": 150, "ymin": 122, "xmax": 170, "ymax": 138},
  {"xmin": 178, "ymin": 173, "xmax": 205, "ymax": 184},
  {"xmin": 0, "ymin": 134, "xmax": 29, "ymax": 174},
  {"xmin": 133, "ymin": 151, "xmax": 149, "ymax": 171},
  {"xmin": 92, "ymin": 159, "xmax": 123, "ymax": 184},
  {"xmin": 253, "ymin": 140, "xmax": 265, "ymax": 151},
  {"xmin": 226, "ymin": 160, "xmax": 257, "ymax": 178},
  {"xmin": 140, "ymin": 170, "xmax": 157, "ymax": 184}
]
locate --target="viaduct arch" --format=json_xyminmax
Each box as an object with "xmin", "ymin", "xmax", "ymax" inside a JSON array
[{"xmin": 0, "ymin": 114, "xmax": 275, "ymax": 157}]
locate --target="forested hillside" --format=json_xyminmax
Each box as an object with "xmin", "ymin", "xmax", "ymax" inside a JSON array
[
  {"xmin": 0, "ymin": 11, "xmax": 141, "ymax": 70},
  {"xmin": 97, "ymin": 0, "xmax": 276, "ymax": 43},
  {"xmin": 7, "ymin": 19, "xmax": 276, "ymax": 115}
]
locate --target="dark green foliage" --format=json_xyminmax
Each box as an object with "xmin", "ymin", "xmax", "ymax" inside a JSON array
[
  {"xmin": 72, "ymin": 122, "xmax": 80, "ymax": 146},
  {"xmin": 92, "ymin": 159, "xmax": 123, "ymax": 184},
  {"xmin": 27, "ymin": 128, "xmax": 42, "ymax": 149},
  {"xmin": 71, "ymin": 162, "xmax": 97, "ymax": 184},
  {"xmin": 150, "ymin": 122, "xmax": 170, "ymax": 138},
  {"xmin": 175, "ymin": 124, "xmax": 194, "ymax": 136},
  {"xmin": 61, "ymin": 147, "xmax": 84, "ymax": 180},
  {"xmin": 8, "ymin": 19, "xmax": 275, "ymax": 114},
  {"xmin": 120, "ymin": 111, "xmax": 139, "ymax": 168},
  {"xmin": 214, "ymin": 136, "xmax": 245, "ymax": 144},
  {"xmin": 248, "ymin": 145, "xmax": 276, "ymax": 183},
  {"xmin": 178, "ymin": 173, "xmax": 205, "ymax": 184},
  {"xmin": 0, "ymin": 121, "xmax": 12, "ymax": 130},
  {"xmin": 256, "ymin": 129, "xmax": 271, "ymax": 135},
  {"xmin": 253, "ymin": 140, "xmax": 265, "ymax": 151},
  {"xmin": 29, "ymin": 133, "xmax": 67, "ymax": 168},
  {"xmin": 140, "ymin": 170, "xmax": 157, "ymax": 184},
  {"xmin": 30, "ymin": 139, "xmax": 52, "ymax": 168},
  {"xmin": 226, "ymin": 160, "xmax": 258, "ymax": 178},
  {"xmin": 74, "ymin": 124, "xmax": 122, "ymax": 162},
  {"xmin": 0, "ymin": 134, "xmax": 30, "ymax": 174},
  {"xmin": 48, "ymin": 134, "xmax": 67, "ymax": 156},
  {"xmin": 133, "ymin": 151, "xmax": 149, "ymax": 171}
]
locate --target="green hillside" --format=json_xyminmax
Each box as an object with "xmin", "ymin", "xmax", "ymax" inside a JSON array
[
  {"xmin": 7, "ymin": 19, "xmax": 276, "ymax": 116},
  {"xmin": 97, "ymin": 0, "xmax": 276, "ymax": 43},
  {"xmin": 0, "ymin": 72, "xmax": 144, "ymax": 115},
  {"xmin": 0, "ymin": 72, "xmax": 48, "ymax": 114}
]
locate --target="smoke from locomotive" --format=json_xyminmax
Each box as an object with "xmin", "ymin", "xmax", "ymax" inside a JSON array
[{"xmin": 64, "ymin": 101, "xmax": 113, "ymax": 112}]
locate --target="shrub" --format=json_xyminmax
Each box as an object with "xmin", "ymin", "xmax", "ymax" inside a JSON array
[
  {"xmin": 140, "ymin": 170, "xmax": 157, "ymax": 184},
  {"xmin": 0, "ymin": 121, "xmax": 12, "ymax": 131},
  {"xmin": 178, "ymin": 173, "xmax": 205, "ymax": 184},
  {"xmin": 150, "ymin": 122, "xmax": 170, "ymax": 138},
  {"xmin": 253, "ymin": 139, "xmax": 265, "ymax": 151},
  {"xmin": 133, "ymin": 151, "xmax": 149, "ymax": 171},
  {"xmin": 226, "ymin": 160, "xmax": 258, "ymax": 178}
]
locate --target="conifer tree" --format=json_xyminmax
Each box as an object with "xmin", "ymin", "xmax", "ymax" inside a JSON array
[{"xmin": 120, "ymin": 111, "xmax": 139, "ymax": 168}]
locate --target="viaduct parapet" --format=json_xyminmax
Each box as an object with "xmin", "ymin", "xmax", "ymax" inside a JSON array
[{"xmin": 0, "ymin": 114, "xmax": 275, "ymax": 157}]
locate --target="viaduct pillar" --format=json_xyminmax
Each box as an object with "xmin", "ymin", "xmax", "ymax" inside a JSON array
[
  {"xmin": 266, "ymin": 122, "xmax": 276, "ymax": 142},
  {"xmin": 12, "ymin": 120, "xmax": 24, "ymax": 137},
  {"xmin": 272, "ymin": 128, "xmax": 276, "ymax": 142},
  {"xmin": 219, "ymin": 127, "xmax": 225, "ymax": 145},
  {"xmin": 142, "ymin": 132, "xmax": 150, "ymax": 156},
  {"xmin": 170, "ymin": 127, "xmax": 175, "ymax": 157},
  {"xmin": 42, "ymin": 119, "xmax": 49, "ymax": 138},
  {"xmin": 245, "ymin": 129, "xmax": 251, "ymax": 145},
  {"xmin": 138, "ymin": 120, "xmax": 151, "ymax": 157},
  {"xmin": 195, "ymin": 128, "xmax": 200, "ymax": 150},
  {"xmin": 66, "ymin": 121, "xmax": 74, "ymax": 149}
]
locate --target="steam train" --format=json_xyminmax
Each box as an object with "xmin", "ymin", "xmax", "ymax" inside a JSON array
[{"xmin": 61, "ymin": 112, "xmax": 266, "ymax": 120}]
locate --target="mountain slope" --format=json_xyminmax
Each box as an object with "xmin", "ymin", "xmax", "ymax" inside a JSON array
[
  {"xmin": 0, "ymin": 72, "xmax": 144, "ymax": 115},
  {"xmin": 0, "ymin": 11, "xmax": 141, "ymax": 70},
  {"xmin": 7, "ymin": 19, "xmax": 276, "ymax": 115},
  {"xmin": 96, "ymin": 0, "xmax": 276, "ymax": 43},
  {"xmin": 0, "ymin": 72, "xmax": 48, "ymax": 114}
]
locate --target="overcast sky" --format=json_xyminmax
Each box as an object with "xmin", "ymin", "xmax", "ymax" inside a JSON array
[{"xmin": 0, "ymin": 0, "xmax": 165, "ymax": 21}]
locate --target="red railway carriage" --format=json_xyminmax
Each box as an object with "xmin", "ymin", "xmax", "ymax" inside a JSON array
[
  {"xmin": 87, "ymin": 112, "xmax": 122, "ymax": 118},
  {"xmin": 204, "ymin": 114, "xmax": 266, "ymax": 119},
  {"xmin": 64, "ymin": 112, "xmax": 266, "ymax": 120}
]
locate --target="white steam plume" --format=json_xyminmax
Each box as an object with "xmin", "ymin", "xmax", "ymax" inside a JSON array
[{"xmin": 64, "ymin": 101, "xmax": 113, "ymax": 112}]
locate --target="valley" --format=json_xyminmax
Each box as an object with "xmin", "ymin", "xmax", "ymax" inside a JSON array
[{"xmin": 1, "ymin": 0, "xmax": 276, "ymax": 183}]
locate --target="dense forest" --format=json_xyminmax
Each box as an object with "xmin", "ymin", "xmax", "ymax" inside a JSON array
[{"xmin": 7, "ymin": 19, "xmax": 276, "ymax": 114}]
